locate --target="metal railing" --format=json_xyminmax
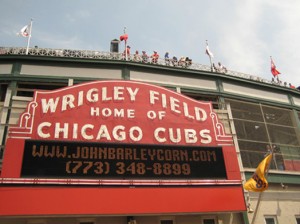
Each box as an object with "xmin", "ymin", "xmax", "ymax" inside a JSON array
[{"xmin": 0, "ymin": 46, "xmax": 290, "ymax": 87}]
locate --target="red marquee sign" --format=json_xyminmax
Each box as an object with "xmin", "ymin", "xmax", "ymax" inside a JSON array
[{"xmin": 8, "ymin": 80, "xmax": 232, "ymax": 145}]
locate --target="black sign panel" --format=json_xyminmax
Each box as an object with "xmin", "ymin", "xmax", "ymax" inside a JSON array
[{"xmin": 21, "ymin": 140, "xmax": 227, "ymax": 179}]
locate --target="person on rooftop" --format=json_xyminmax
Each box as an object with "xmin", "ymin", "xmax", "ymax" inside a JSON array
[
  {"xmin": 133, "ymin": 50, "xmax": 142, "ymax": 62},
  {"xmin": 172, "ymin": 56, "xmax": 178, "ymax": 66},
  {"xmin": 122, "ymin": 45, "xmax": 131, "ymax": 60},
  {"xmin": 164, "ymin": 52, "xmax": 170, "ymax": 65},
  {"xmin": 141, "ymin": 51, "xmax": 149, "ymax": 63},
  {"xmin": 178, "ymin": 56, "xmax": 186, "ymax": 67},
  {"xmin": 215, "ymin": 62, "xmax": 227, "ymax": 73},
  {"xmin": 151, "ymin": 51, "xmax": 159, "ymax": 64},
  {"xmin": 289, "ymin": 83, "xmax": 295, "ymax": 88}
]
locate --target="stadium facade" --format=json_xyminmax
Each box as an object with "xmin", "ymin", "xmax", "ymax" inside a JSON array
[{"xmin": 0, "ymin": 46, "xmax": 300, "ymax": 224}]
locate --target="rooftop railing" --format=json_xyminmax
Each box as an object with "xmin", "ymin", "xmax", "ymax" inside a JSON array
[{"xmin": 0, "ymin": 46, "xmax": 292, "ymax": 88}]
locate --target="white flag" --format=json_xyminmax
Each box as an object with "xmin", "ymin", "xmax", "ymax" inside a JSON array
[
  {"xmin": 205, "ymin": 45, "xmax": 214, "ymax": 58},
  {"xmin": 17, "ymin": 24, "xmax": 31, "ymax": 37}
]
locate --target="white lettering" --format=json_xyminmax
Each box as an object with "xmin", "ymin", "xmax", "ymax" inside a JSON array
[
  {"xmin": 170, "ymin": 97, "xmax": 180, "ymax": 113},
  {"xmin": 102, "ymin": 108, "xmax": 112, "ymax": 117},
  {"xmin": 54, "ymin": 123, "xmax": 69, "ymax": 138},
  {"xmin": 200, "ymin": 129, "xmax": 212, "ymax": 144},
  {"xmin": 147, "ymin": 110, "xmax": 156, "ymax": 120},
  {"xmin": 114, "ymin": 109, "xmax": 124, "ymax": 117},
  {"xmin": 158, "ymin": 111, "xmax": 166, "ymax": 120},
  {"xmin": 112, "ymin": 125, "xmax": 126, "ymax": 141},
  {"xmin": 78, "ymin": 91, "xmax": 83, "ymax": 106},
  {"xmin": 96, "ymin": 125, "xmax": 111, "ymax": 140},
  {"xmin": 73, "ymin": 123, "xmax": 78, "ymax": 139},
  {"xmin": 102, "ymin": 87, "xmax": 111, "ymax": 101},
  {"xmin": 81, "ymin": 124, "xmax": 94, "ymax": 140},
  {"xmin": 149, "ymin": 90, "xmax": 159, "ymax": 105},
  {"xmin": 87, "ymin": 88, "xmax": 98, "ymax": 102},
  {"xmin": 183, "ymin": 102, "xmax": 194, "ymax": 119},
  {"xmin": 195, "ymin": 107, "xmax": 207, "ymax": 121},
  {"xmin": 169, "ymin": 128, "xmax": 181, "ymax": 143},
  {"xmin": 90, "ymin": 107, "xmax": 99, "ymax": 116},
  {"xmin": 114, "ymin": 86, "xmax": 124, "ymax": 101},
  {"xmin": 185, "ymin": 129, "xmax": 197, "ymax": 143},
  {"xmin": 62, "ymin": 95, "xmax": 75, "ymax": 111},
  {"xmin": 127, "ymin": 109, "xmax": 135, "ymax": 118},
  {"xmin": 37, "ymin": 122, "xmax": 51, "ymax": 138},
  {"xmin": 154, "ymin": 127, "xmax": 166, "ymax": 143},
  {"xmin": 41, "ymin": 97, "xmax": 59, "ymax": 113},
  {"xmin": 127, "ymin": 87, "xmax": 139, "ymax": 101},
  {"xmin": 129, "ymin": 126, "xmax": 143, "ymax": 141}
]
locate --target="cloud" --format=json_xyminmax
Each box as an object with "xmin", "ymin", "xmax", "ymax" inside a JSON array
[
  {"xmin": 65, "ymin": 10, "xmax": 91, "ymax": 23},
  {"xmin": 213, "ymin": 1, "xmax": 265, "ymax": 76}
]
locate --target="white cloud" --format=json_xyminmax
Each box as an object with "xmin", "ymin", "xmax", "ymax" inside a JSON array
[{"xmin": 65, "ymin": 10, "xmax": 91, "ymax": 23}]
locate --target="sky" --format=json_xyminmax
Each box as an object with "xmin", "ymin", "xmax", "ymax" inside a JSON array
[{"xmin": 1, "ymin": 0, "xmax": 300, "ymax": 87}]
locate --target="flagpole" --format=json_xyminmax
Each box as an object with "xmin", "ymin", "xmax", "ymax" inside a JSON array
[
  {"xmin": 209, "ymin": 56, "xmax": 213, "ymax": 72},
  {"xmin": 251, "ymin": 192, "xmax": 263, "ymax": 224},
  {"xmin": 206, "ymin": 40, "xmax": 213, "ymax": 72},
  {"xmin": 124, "ymin": 27, "xmax": 127, "ymax": 61},
  {"xmin": 25, "ymin": 19, "xmax": 33, "ymax": 55},
  {"xmin": 250, "ymin": 151, "xmax": 273, "ymax": 224}
]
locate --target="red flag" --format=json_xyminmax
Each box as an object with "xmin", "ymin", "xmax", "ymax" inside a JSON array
[
  {"xmin": 120, "ymin": 34, "xmax": 128, "ymax": 41},
  {"xmin": 271, "ymin": 57, "xmax": 280, "ymax": 77}
]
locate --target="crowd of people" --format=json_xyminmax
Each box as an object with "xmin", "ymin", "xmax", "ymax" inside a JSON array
[
  {"xmin": 271, "ymin": 76, "xmax": 300, "ymax": 90},
  {"xmin": 120, "ymin": 46, "xmax": 299, "ymax": 90},
  {"xmin": 121, "ymin": 46, "xmax": 229, "ymax": 71},
  {"xmin": 122, "ymin": 47, "xmax": 193, "ymax": 68}
]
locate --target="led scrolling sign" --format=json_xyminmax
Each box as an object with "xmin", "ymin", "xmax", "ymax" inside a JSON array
[{"xmin": 21, "ymin": 140, "xmax": 227, "ymax": 179}]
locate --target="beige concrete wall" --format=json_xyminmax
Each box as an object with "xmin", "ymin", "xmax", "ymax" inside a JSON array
[
  {"xmin": 21, "ymin": 64, "xmax": 122, "ymax": 79},
  {"xmin": 130, "ymin": 71, "xmax": 217, "ymax": 90},
  {"xmin": 223, "ymin": 82, "xmax": 290, "ymax": 103},
  {"xmin": 0, "ymin": 64, "xmax": 12, "ymax": 74}
]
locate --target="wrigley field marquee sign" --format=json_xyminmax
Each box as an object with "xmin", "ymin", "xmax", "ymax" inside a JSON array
[{"xmin": 6, "ymin": 80, "xmax": 234, "ymax": 182}]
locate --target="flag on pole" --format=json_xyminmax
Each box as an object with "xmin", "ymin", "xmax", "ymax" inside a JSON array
[
  {"xmin": 120, "ymin": 27, "xmax": 129, "ymax": 60},
  {"xmin": 120, "ymin": 34, "xmax": 128, "ymax": 42},
  {"xmin": 17, "ymin": 19, "xmax": 33, "ymax": 55},
  {"xmin": 244, "ymin": 153, "xmax": 273, "ymax": 192},
  {"xmin": 270, "ymin": 57, "xmax": 281, "ymax": 77},
  {"xmin": 205, "ymin": 41, "xmax": 214, "ymax": 58},
  {"xmin": 17, "ymin": 24, "xmax": 31, "ymax": 37}
]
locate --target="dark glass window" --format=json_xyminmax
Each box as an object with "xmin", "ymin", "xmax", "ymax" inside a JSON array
[
  {"xmin": 226, "ymin": 98, "xmax": 300, "ymax": 170},
  {"xmin": 227, "ymin": 99, "xmax": 264, "ymax": 122},
  {"xmin": 181, "ymin": 91, "xmax": 220, "ymax": 109},
  {"xmin": 262, "ymin": 105, "xmax": 294, "ymax": 126},
  {"xmin": 239, "ymin": 141, "xmax": 268, "ymax": 168},
  {"xmin": 161, "ymin": 220, "xmax": 173, "ymax": 224},
  {"xmin": 16, "ymin": 82, "xmax": 66, "ymax": 97},
  {"xmin": 267, "ymin": 125, "xmax": 299, "ymax": 146},
  {"xmin": 234, "ymin": 120, "xmax": 268, "ymax": 142},
  {"xmin": 0, "ymin": 84, "xmax": 8, "ymax": 102},
  {"xmin": 203, "ymin": 219, "xmax": 215, "ymax": 224},
  {"xmin": 265, "ymin": 217, "xmax": 276, "ymax": 224}
]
